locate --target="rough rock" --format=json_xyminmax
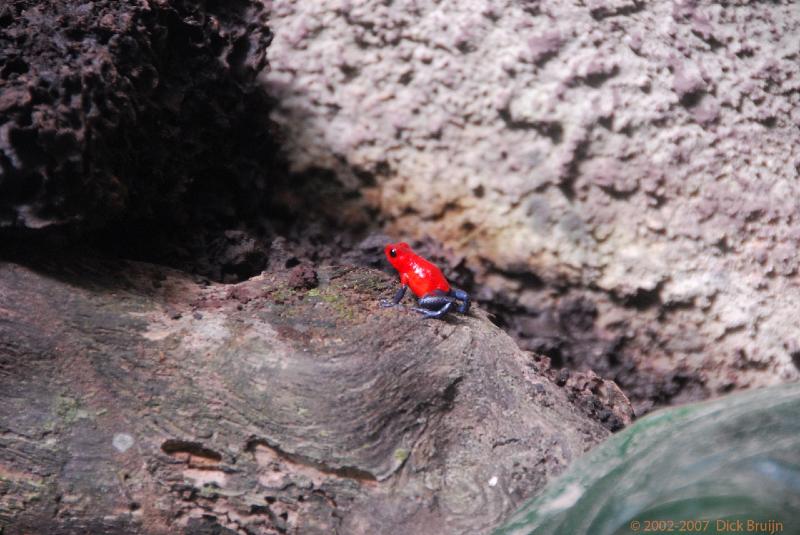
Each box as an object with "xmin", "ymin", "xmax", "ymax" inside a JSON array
[
  {"xmin": 0, "ymin": 256, "xmax": 613, "ymax": 534},
  {"xmin": 262, "ymin": 0, "xmax": 800, "ymax": 413},
  {"xmin": 0, "ymin": 0, "xmax": 276, "ymax": 231}
]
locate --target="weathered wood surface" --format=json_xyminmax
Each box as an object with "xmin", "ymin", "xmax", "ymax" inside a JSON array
[{"xmin": 0, "ymin": 257, "xmax": 614, "ymax": 534}]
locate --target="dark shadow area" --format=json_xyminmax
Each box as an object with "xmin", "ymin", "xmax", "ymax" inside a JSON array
[{"xmin": 0, "ymin": 0, "xmax": 380, "ymax": 285}]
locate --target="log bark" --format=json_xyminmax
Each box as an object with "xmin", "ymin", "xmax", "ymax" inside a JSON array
[{"xmin": 0, "ymin": 256, "xmax": 621, "ymax": 534}]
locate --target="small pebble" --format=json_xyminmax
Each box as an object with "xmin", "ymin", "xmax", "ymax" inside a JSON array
[{"xmin": 112, "ymin": 433, "xmax": 134, "ymax": 453}]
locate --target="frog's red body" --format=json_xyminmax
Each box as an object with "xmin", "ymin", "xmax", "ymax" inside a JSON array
[
  {"xmin": 381, "ymin": 242, "xmax": 470, "ymax": 319},
  {"xmin": 385, "ymin": 242, "xmax": 450, "ymax": 297}
]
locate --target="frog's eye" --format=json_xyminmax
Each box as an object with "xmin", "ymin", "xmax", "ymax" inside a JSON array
[{"xmin": 390, "ymin": 248, "xmax": 397, "ymax": 258}]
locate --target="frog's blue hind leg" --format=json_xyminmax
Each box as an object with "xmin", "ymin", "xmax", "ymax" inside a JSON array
[
  {"xmin": 413, "ymin": 292, "xmax": 454, "ymax": 319},
  {"xmin": 449, "ymin": 288, "xmax": 470, "ymax": 314}
]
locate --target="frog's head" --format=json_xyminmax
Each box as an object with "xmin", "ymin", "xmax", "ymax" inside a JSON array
[{"xmin": 384, "ymin": 242, "xmax": 413, "ymax": 271}]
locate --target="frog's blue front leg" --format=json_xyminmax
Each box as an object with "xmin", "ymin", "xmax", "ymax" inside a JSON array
[{"xmin": 381, "ymin": 284, "xmax": 407, "ymax": 307}]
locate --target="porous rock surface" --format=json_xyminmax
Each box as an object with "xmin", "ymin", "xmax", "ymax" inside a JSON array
[
  {"xmin": 262, "ymin": 0, "xmax": 800, "ymax": 413},
  {"xmin": 0, "ymin": 0, "xmax": 276, "ymax": 230}
]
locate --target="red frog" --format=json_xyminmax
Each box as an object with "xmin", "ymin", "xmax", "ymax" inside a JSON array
[{"xmin": 381, "ymin": 242, "xmax": 470, "ymax": 319}]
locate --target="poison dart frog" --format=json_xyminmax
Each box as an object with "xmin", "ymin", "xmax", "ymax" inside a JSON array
[{"xmin": 381, "ymin": 242, "xmax": 470, "ymax": 319}]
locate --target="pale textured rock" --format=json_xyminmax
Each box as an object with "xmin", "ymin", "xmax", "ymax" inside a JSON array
[{"xmin": 261, "ymin": 0, "xmax": 800, "ymax": 411}]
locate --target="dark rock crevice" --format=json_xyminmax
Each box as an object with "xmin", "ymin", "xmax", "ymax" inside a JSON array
[{"xmin": 0, "ymin": 0, "xmax": 287, "ymax": 280}]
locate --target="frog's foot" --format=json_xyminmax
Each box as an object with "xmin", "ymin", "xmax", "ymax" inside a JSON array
[
  {"xmin": 381, "ymin": 285, "xmax": 408, "ymax": 307},
  {"xmin": 448, "ymin": 288, "xmax": 470, "ymax": 314}
]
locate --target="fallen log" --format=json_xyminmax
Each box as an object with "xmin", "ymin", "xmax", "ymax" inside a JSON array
[{"xmin": 0, "ymin": 256, "xmax": 623, "ymax": 534}]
